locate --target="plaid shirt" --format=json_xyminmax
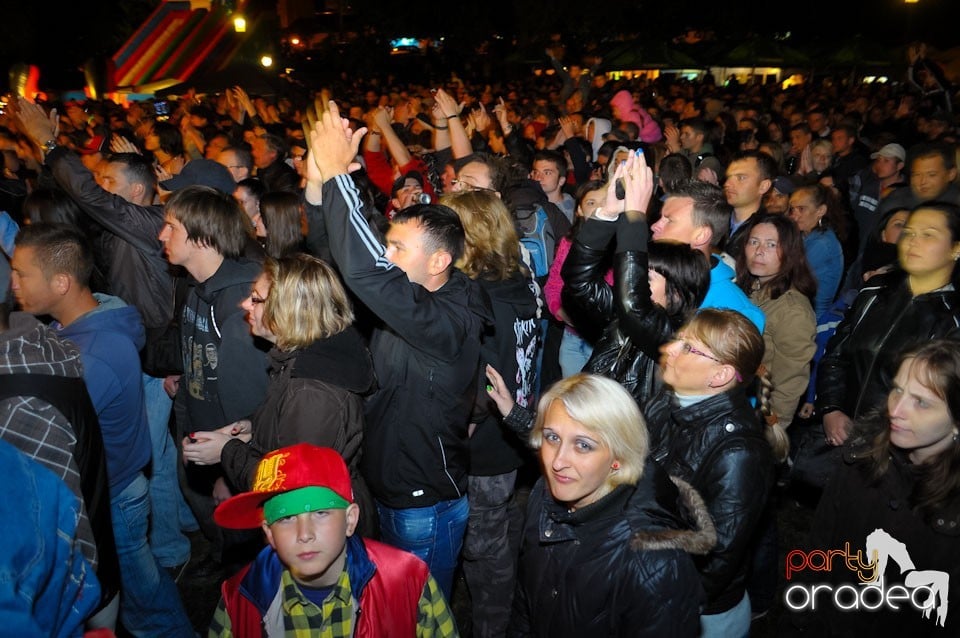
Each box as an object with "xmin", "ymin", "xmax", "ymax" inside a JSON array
[
  {"xmin": 0, "ymin": 313, "xmax": 96, "ymax": 569},
  {"xmin": 209, "ymin": 560, "xmax": 459, "ymax": 637}
]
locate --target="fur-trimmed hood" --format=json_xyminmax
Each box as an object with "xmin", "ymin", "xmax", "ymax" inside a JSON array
[
  {"xmin": 630, "ymin": 474, "xmax": 717, "ymax": 555},
  {"xmin": 518, "ymin": 459, "xmax": 714, "ymax": 636}
]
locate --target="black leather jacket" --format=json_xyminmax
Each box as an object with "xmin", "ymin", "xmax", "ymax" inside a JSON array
[
  {"xmin": 816, "ymin": 270, "xmax": 960, "ymax": 419},
  {"xmin": 562, "ymin": 216, "xmax": 687, "ymax": 408},
  {"xmin": 644, "ymin": 386, "xmax": 775, "ymax": 614},
  {"xmin": 510, "ymin": 460, "xmax": 716, "ymax": 637}
]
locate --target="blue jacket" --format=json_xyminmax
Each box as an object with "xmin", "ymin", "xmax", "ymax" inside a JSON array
[
  {"xmin": 804, "ymin": 228, "xmax": 844, "ymax": 319},
  {"xmin": 0, "ymin": 438, "xmax": 101, "ymax": 637},
  {"xmin": 701, "ymin": 257, "xmax": 766, "ymax": 332},
  {"xmin": 57, "ymin": 294, "xmax": 151, "ymax": 495}
]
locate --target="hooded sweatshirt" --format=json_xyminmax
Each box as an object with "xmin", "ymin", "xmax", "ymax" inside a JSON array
[
  {"xmin": 470, "ymin": 270, "xmax": 541, "ymax": 475},
  {"xmin": 178, "ymin": 258, "xmax": 268, "ymax": 433},
  {"xmin": 585, "ymin": 117, "xmax": 613, "ymax": 159},
  {"xmin": 609, "ymin": 90, "xmax": 663, "ymax": 144},
  {"xmin": 57, "ymin": 293, "xmax": 151, "ymax": 496}
]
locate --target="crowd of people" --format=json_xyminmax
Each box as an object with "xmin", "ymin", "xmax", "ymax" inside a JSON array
[{"xmin": 0, "ymin": 49, "xmax": 959, "ymax": 637}]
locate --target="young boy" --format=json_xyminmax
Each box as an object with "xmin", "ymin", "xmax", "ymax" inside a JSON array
[{"xmin": 209, "ymin": 443, "xmax": 460, "ymax": 637}]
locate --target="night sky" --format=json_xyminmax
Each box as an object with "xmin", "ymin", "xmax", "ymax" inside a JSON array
[{"xmin": 3, "ymin": 0, "xmax": 959, "ymax": 90}]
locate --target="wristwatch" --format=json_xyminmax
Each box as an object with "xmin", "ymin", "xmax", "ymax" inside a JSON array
[{"xmin": 41, "ymin": 138, "xmax": 57, "ymax": 153}]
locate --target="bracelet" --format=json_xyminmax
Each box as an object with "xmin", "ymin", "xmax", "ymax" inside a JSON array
[
  {"xmin": 434, "ymin": 124, "xmax": 449, "ymax": 130},
  {"xmin": 446, "ymin": 114, "xmax": 458, "ymax": 120}
]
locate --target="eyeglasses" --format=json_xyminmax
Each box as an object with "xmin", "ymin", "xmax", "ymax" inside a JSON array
[
  {"xmin": 452, "ymin": 178, "xmax": 497, "ymax": 193},
  {"xmin": 677, "ymin": 340, "xmax": 743, "ymax": 382}
]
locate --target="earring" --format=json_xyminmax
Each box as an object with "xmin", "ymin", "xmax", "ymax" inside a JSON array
[
  {"xmin": 817, "ymin": 216, "xmax": 824, "ymax": 228},
  {"xmin": 611, "ymin": 461, "xmax": 621, "ymax": 471},
  {"xmin": 953, "ymin": 431, "xmax": 959, "ymax": 443}
]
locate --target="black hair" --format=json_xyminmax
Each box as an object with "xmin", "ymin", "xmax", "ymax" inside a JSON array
[
  {"xmin": 108, "ymin": 152, "xmax": 158, "ymax": 193},
  {"xmin": 648, "ymin": 241, "xmax": 711, "ymax": 325},
  {"xmin": 14, "ymin": 222, "xmax": 95, "ymax": 286},
  {"xmin": 153, "ymin": 121, "xmax": 184, "ymax": 156},
  {"xmin": 391, "ymin": 204, "xmax": 466, "ymax": 266},
  {"xmin": 22, "ymin": 188, "xmax": 84, "ymax": 227}
]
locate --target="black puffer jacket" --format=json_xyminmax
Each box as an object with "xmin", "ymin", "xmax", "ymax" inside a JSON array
[
  {"xmin": 816, "ymin": 270, "xmax": 960, "ymax": 420},
  {"xmin": 509, "ymin": 460, "xmax": 716, "ymax": 637},
  {"xmin": 644, "ymin": 386, "xmax": 775, "ymax": 614},
  {"xmin": 563, "ymin": 216, "xmax": 695, "ymax": 408}
]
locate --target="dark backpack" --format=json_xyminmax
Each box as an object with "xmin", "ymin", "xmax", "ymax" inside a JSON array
[{"xmin": 515, "ymin": 203, "xmax": 556, "ymax": 281}]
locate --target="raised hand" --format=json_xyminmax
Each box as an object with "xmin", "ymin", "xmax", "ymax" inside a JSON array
[
  {"xmin": 110, "ymin": 135, "xmax": 141, "ymax": 155},
  {"xmin": 492, "ymin": 97, "xmax": 514, "ymax": 136},
  {"xmin": 308, "ymin": 99, "xmax": 367, "ymax": 182},
  {"xmin": 14, "ymin": 96, "xmax": 58, "ymax": 147},
  {"xmin": 432, "ymin": 88, "xmax": 461, "ymax": 120},
  {"xmin": 623, "ymin": 148, "xmax": 653, "ymax": 215}
]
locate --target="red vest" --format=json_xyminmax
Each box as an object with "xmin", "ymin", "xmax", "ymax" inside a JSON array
[{"xmin": 222, "ymin": 538, "xmax": 431, "ymax": 637}]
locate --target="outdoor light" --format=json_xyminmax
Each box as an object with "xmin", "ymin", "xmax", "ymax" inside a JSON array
[
  {"xmin": 290, "ymin": 37, "xmax": 301, "ymax": 46},
  {"xmin": 260, "ymin": 55, "xmax": 273, "ymax": 68},
  {"xmin": 234, "ymin": 16, "xmax": 247, "ymax": 33}
]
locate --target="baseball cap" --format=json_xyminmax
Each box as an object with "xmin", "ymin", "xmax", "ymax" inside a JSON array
[
  {"xmin": 160, "ymin": 159, "xmax": 237, "ymax": 195},
  {"xmin": 772, "ymin": 175, "xmax": 797, "ymax": 195},
  {"xmin": 214, "ymin": 444, "xmax": 354, "ymax": 529},
  {"xmin": 870, "ymin": 143, "xmax": 906, "ymax": 163},
  {"xmin": 78, "ymin": 135, "xmax": 107, "ymax": 155}
]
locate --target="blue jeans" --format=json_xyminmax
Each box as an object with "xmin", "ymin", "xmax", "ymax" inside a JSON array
[
  {"xmin": 142, "ymin": 373, "xmax": 193, "ymax": 567},
  {"xmin": 558, "ymin": 329, "xmax": 593, "ymax": 378},
  {"xmin": 700, "ymin": 593, "xmax": 751, "ymax": 638},
  {"xmin": 111, "ymin": 473, "xmax": 194, "ymax": 637},
  {"xmin": 377, "ymin": 495, "xmax": 469, "ymax": 601}
]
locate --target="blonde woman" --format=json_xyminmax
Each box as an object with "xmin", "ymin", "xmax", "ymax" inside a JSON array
[
  {"xmin": 182, "ymin": 254, "xmax": 377, "ymax": 533},
  {"xmin": 513, "ymin": 373, "xmax": 714, "ymax": 637}
]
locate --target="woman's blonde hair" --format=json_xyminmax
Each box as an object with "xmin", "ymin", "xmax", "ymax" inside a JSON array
[
  {"xmin": 440, "ymin": 190, "xmax": 520, "ymax": 281},
  {"xmin": 261, "ymin": 254, "xmax": 354, "ymax": 351},
  {"xmin": 531, "ymin": 374, "xmax": 649, "ymax": 490}
]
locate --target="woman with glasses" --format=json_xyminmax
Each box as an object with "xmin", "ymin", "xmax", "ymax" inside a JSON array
[
  {"xmin": 181, "ymin": 254, "xmax": 378, "ymax": 533},
  {"xmin": 644, "ymin": 308, "xmax": 783, "ymax": 637},
  {"xmin": 735, "ymin": 212, "xmax": 818, "ymax": 432}
]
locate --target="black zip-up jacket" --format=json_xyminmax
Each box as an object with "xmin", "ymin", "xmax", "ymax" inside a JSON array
[
  {"xmin": 644, "ymin": 386, "xmax": 775, "ymax": 615},
  {"xmin": 563, "ymin": 216, "xmax": 702, "ymax": 408},
  {"xmin": 509, "ymin": 461, "xmax": 716, "ymax": 637},
  {"xmin": 321, "ymin": 174, "xmax": 492, "ymax": 508},
  {"xmin": 816, "ymin": 270, "xmax": 960, "ymax": 420},
  {"xmin": 46, "ymin": 146, "xmax": 173, "ymax": 331}
]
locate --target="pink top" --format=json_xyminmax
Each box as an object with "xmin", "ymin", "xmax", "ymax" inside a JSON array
[{"xmin": 545, "ymin": 235, "xmax": 614, "ymax": 334}]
